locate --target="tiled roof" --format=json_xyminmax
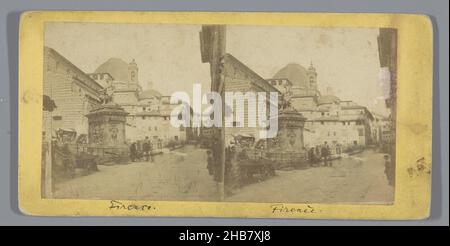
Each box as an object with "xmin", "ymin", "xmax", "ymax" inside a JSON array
[
  {"xmin": 134, "ymin": 111, "xmax": 162, "ymax": 117},
  {"xmin": 139, "ymin": 89, "xmax": 162, "ymax": 99},
  {"xmin": 317, "ymin": 95, "xmax": 340, "ymax": 105}
]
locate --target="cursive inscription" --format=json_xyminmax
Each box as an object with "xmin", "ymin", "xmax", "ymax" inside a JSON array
[
  {"xmin": 108, "ymin": 200, "xmax": 156, "ymax": 211},
  {"xmin": 270, "ymin": 204, "xmax": 318, "ymax": 214}
]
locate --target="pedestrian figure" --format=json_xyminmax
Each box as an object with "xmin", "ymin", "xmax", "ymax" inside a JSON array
[
  {"xmin": 384, "ymin": 154, "xmax": 394, "ymax": 186},
  {"xmin": 206, "ymin": 150, "xmax": 214, "ymax": 176},
  {"xmin": 308, "ymin": 147, "xmax": 316, "ymax": 167},
  {"xmin": 321, "ymin": 145, "xmax": 327, "ymax": 166},
  {"xmin": 157, "ymin": 138, "xmax": 162, "ymax": 150},
  {"xmin": 143, "ymin": 137, "xmax": 151, "ymax": 162},
  {"xmin": 149, "ymin": 139, "xmax": 154, "ymax": 162},
  {"xmin": 326, "ymin": 145, "xmax": 332, "ymax": 167},
  {"xmin": 136, "ymin": 140, "xmax": 142, "ymax": 161},
  {"xmin": 211, "ymin": 138, "xmax": 221, "ymax": 182},
  {"xmin": 315, "ymin": 146, "xmax": 321, "ymax": 163},
  {"xmin": 130, "ymin": 142, "xmax": 137, "ymax": 162}
]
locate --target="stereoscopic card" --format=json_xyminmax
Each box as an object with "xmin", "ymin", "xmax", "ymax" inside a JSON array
[{"xmin": 18, "ymin": 11, "xmax": 433, "ymax": 219}]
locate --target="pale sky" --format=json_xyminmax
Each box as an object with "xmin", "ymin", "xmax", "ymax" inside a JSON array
[{"xmin": 45, "ymin": 23, "xmax": 390, "ymax": 116}]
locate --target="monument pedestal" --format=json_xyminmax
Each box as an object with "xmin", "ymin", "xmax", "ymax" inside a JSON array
[
  {"xmin": 86, "ymin": 103, "xmax": 129, "ymax": 164},
  {"xmin": 277, "ymin": 109, "xmax": 307, "ymax": 150},
  {"xmin": 269, "ymin": 109, "xmax": 307, "ymax": 169}
]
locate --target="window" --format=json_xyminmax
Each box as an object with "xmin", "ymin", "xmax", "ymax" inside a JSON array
[
  {"xmin": 148, "ymin": 127, "xmax": 152, "ymax": 131},
  {"xmin": 154, "ymin": 126, "xmax": 157, "ymax": 131},
  {"xmin": 142, "ymin": 116, "xmax": 146, "ymax": 120},
  {"xmin": 321, "ymin": 112, "xmax": 325, "ymax": 116},
  {"xmin": 342, "ymin": 122, "xmax": 346, "ymax": 126},
  {"xmin": 321, "ymin": 121, "xmax": 324, "ymax": 125},
  {"xmin": 333, "ymin": 132, "xmax": 336, "ymax": 136}
]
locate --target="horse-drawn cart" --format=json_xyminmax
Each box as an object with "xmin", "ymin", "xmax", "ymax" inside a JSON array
[
  {"xmin": 230, "ymin": 134, "xmax": 307, "ymax": 184},
  {"xmin": 237, "ymin": 148, "xmax": 276, "ymax": 181},
  {"xmin": 51, "ymin": 129, "xmax": 99, "ymax": 181},
  {"xmin": 231, "ymin": 135, "xmax": 276, "ymax": 182}
]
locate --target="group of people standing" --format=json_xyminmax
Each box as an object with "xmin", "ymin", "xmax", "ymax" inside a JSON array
[
  {"xmin": 129, "ymin": 136, "xmax": 159, "ymax": 162},
  {"xmin": 307, "ymin": 144, "xmax": 333, "ymax": 167}
]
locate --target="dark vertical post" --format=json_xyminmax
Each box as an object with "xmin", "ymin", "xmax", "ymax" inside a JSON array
[
  {"xmin": 378, "ymin": 28, "xmax": 397, "ymax": 186},
  {"xmin": 44, "ymin": 130, "xmax": 52, "ymax": 198},
  {"xmin": 200, "ymin": 25, "xmax": 226, "ymax": 200}
]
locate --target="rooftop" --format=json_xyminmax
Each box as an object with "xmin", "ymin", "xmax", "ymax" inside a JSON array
[
  {"xmin": 94, "ymin": 57, "xmax": 134, "ymax": 82},
  {"xmin": 139, "ymin": 89, "xmax": 162, "ymax": 100},
  {"xmin": 273, "ymin": 63, "xmax": 309, "ymax": 88}
]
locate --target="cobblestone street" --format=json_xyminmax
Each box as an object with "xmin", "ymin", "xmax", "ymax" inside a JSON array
[
  {"xmin": 54, "ymin": 145, "xmax": 218, "ymax": 201},
  {"xmin": 54, "ymin": 146, "xmax": 393, "ymax": 204},
  {"xmin": 226, "ymin": 149, "xmax": 394, "ymax": 204}
]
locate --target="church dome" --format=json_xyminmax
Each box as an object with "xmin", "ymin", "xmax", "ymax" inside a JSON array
[
  {"xmin": 95, "ymin": 58, "xmax": 129, "ymax": 82},
  {"xmin": 273, "ymin": 63, "xmax": 309, "ymax": 87}
]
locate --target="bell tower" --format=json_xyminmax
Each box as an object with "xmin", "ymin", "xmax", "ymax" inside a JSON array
[
  {"xmin": 307, "ymin": 61, "xmax": 317, "ymax": 90},
  {"xmin": 128, "ymin": 59, "xmax": 139, "ymax": 87}
]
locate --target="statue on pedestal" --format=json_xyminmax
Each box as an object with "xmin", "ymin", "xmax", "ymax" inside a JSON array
[
  {"xmin": 86, "ymin": 88, "xmax": 129, "ymax": 164},
  {"xmin": 280, "ymin": 91, "xmax": 293, "ymax": 110},
  {"xmin": 99, "ymin": 84, "xmax": 115, "ymax": 105}
]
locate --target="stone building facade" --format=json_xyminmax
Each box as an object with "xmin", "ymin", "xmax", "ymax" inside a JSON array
[
  {"xmin": 43, "ymin": 47, "xmax": 103, "ymax": 138},
  {"xmin": 221, "ymin": 54, "xmax": 281, "ymax": 145},
  {"xmin": 271, "ymin": 62, "xmax": 376, "ymax": 154},
  {"xmin": 89, "ymin": 57, "xmax": 185, "ymax": 145}
]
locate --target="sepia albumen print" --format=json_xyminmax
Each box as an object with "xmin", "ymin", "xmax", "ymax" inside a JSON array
[{"xmin": 41, "ymin": 22, "xmax": 397, "ymax": 204}]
